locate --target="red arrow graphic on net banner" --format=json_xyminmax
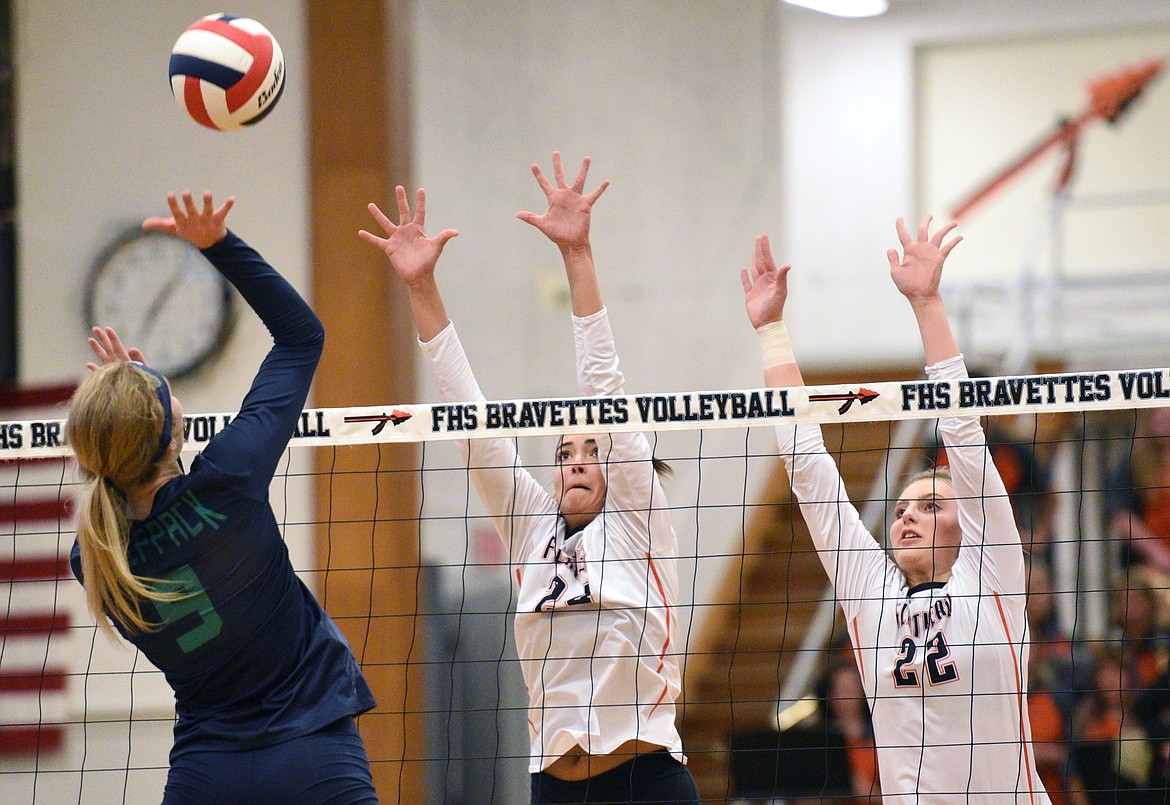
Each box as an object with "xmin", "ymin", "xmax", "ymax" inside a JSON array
[
  {"xmin": 343, "ymin": 410, "xmax": 413, "ymax": 435},
  {"xmin": 808, "ymin": 388, "xmax": 880, "ymax": 415}
]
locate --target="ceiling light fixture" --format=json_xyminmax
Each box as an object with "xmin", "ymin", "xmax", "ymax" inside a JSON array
[{"xmin": 783, "ymin": 0, "xmax": 889, "ymax": 18}]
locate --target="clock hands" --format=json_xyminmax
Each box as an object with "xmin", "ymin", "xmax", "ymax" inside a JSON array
[{"xmin": 139, "ymin": 261, "xmax": 187, "ymax": 339}]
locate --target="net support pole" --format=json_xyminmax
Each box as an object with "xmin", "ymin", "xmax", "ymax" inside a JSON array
[
  {"xmin": 307, "ymin": 1, "xmax": 425, "ymax": 800},
  {"xmin": 1051, "ymin": 435, "xmax": 1082, "ymax": 638},
  {"xmin": 1073, "ymin": 421, "xmax": 1110, "ymax": 639}
]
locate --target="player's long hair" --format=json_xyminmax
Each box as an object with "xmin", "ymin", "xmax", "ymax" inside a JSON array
[
  {"xmin": 903, "ymin": 466, "xmax": 953, "ymax": 492},
  {"xmin": 66, "ymin": 363, "xmax": 183, "ymax": 636}
]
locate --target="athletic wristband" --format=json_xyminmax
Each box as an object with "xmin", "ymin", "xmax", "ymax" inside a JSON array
[{"xmin": 757, "ymin": 320, "xmax": 794, "ymax": 369}]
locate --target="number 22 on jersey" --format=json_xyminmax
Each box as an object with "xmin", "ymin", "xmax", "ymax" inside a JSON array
[{"xmin": 892, "ymin": 632, "xmax": 959, "ymax": 688}]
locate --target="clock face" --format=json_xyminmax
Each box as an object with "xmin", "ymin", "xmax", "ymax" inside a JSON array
[{"xmin": 85, "ymin": 229, "xmax": 232, "ymax": 378}]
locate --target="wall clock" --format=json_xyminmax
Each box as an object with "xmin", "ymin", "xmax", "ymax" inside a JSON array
[{"xmin": 85, "ymin": 228, "xmax": 232, "ymax": 378}]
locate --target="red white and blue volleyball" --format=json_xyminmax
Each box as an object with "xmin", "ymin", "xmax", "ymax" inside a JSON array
[{"xmin": 169, "ymin": 14, "xmax": 285, "ymax": 131}]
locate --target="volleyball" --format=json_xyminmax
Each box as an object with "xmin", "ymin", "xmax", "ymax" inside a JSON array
[{"xmin": 169, "ymin": 14, "xmax": 285, "ymax": 131}]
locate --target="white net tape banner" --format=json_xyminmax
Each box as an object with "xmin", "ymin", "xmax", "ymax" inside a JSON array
[{"xmin": 3, "ymin": 366, "xmax": 1169, "ymax": 459}]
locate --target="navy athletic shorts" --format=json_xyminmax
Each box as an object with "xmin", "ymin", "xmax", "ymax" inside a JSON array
[
  {"xmin": 531, "ymin": 748, "xmax": 701, "ymax": 804},
  {"xmin": 162, "ymin": 717, "xmax": 378, "ymax": 805}
]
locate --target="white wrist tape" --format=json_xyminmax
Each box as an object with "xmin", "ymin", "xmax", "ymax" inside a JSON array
[{"xmin": 757, "ymin": 320, "xmax": 794, "ymax": 369}]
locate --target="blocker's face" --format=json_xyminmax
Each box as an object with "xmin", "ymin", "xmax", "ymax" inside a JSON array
[
  {"xmin": 889, "ymin": 477, "xmax": 961, "ymax": 586},
  {"xmin": 553, "ymin": 435, "xmax": 608, "ymax": 530}
]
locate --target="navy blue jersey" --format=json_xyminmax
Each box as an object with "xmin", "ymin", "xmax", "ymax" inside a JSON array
[{"xmin": 71, "ymin": 231, "xmax": 375, "ymax": 756}]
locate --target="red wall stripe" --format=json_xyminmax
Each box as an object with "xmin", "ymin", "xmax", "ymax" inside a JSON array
[
  {"xmin": 0, "ymin": 497, "xmax": 70, "ymax": 524},
  {"xmin": 0, "ymin": 556, "xmax": 71, "ymax": 582},
  {"xmin": 0, "ymin": 669, "xmax": 67, "ymax": 694},
  {"xmin": 0, "ymin": 383, "xmax": 76, "ymax": 408},
  {"xmin": 0, "ymin": 725, "xmax": 65, "ymax": 754},
  {"xmin": 0, "ymin": 612, "xmax": 71, "ymax": 638}
]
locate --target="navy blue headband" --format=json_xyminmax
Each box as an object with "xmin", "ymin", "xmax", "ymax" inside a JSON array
[{"xmin": 130, "ymin": 361, "xmax": 173, "ymax": 463}]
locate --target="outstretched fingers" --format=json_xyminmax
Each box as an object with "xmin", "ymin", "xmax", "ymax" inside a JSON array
[
  {"xmin": 150, "ymin": 191, "xmax": 185, "ymax": 230},
  {"xmin": 931, "ymin": 220, "xmax": 962, "ymax": 257},
  {"xmin": 433, "ymin": 228, "xmax": 460, "ymax": 250},
  {"xmin": 740, "ymin": 234, "xmax": 792, "ymax": 329},
  {"xmin": 214, "ymin": 195, "xmax": 235, "ymax": 223},
  {"xmin": 570, "ymin": 155, "xmax": 590, "ymax": 193},
  {"xmin": 182, "ymin": 189, "xmax": 200, "ymax": 220},
  {"xmin": 886, "ymin": 247, "xmax": 901, "ymax": 273},
  {"xmin": 755, "ymin": 233, "xmax": 781, "ymax": 276},
  {"xmin": 894, "ymin": 216, "xmax": 912, "ymax": 249},
  {"xmin": 165, "ymin": 191, "xmax": 183, "ymax": 220},
  {"xmin": 529, "ymin": 151, "xmax": 608, "ymax": 204},
  {"xmin": 552, "ymin": 150, "xmax": 568, "ymax": 188},
  {"xmin": 86, "ymin": 326, "xmax": 119, "ymax": 367},
  {"xmin": 413, "ymin": 187, "xmax": 428, "ymax": 226},
  {"xmin": 740, "ymin": 238, "xmax": 764, "ymax": 292},
  {"xmin": 530, "ymin": 163, "xmax": 554, "ymax": 196},
  {"xmin": 357, "ymin": 228, "xmax": 385, "ymax": 249},
  {"xmin": 394, "ymin": 185, "xmax": 412, "ymax": 225},
  {"xmin": 143, "ymin": 189, "xmax": 232, "ymax": 247},
  {"xmin": 365, "ymin": 202, "xmax": 395, "ymax": 238},
  {"xmin": 739, "ymin": 266, "xmax": 757, "ymax": 297},
  {"xmin": 929, "ymin": 219, "xmax": 957, "ymax": 246},
  {"xmin": 743, "ymin": 235, "xmax": 788, "ymax": 288},
  {"xmin": 917, "ymin": 214, "xmax": 933, "ymax": 242},
  {"xmin": 85, "ymin": 326, "xmax": 147, "ymax": 371},
  {"xmin": 940, "ymin": 233, "xmax": 963, "ymax": 258},
  {"xmin": 142, "ymin": 215, "xmax": 176, "ymax": 235},
  {"xmin": 584, "ymin": 179, "xmax": 610, "ymax": 206}
]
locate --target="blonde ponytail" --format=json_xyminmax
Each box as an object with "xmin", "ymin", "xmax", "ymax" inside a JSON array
[{"xmin": 66, "ymin": 363, "xmax": 183, "ymax": 636}]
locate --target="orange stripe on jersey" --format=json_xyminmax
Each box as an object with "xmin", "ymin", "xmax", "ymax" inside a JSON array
[
  {"xmin": 994, "ymin": 590, "xmax": 1037, "ymax": 805},
  {"xmin": 515, "ymin": 568, "xmax": 522, "ymax": 588},
  {"xmin": 646, "ymin": 553, "xmax": 672, "ymax": 674},
  {"xmin": 646, "ymin": 553, "xmax": 672, "ymax": 717},
  {"xmin": 649, "ymin": 682, "xmax": 670, "ymax": 717}
]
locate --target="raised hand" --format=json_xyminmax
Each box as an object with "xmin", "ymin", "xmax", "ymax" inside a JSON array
[
  {"xmin": 359, "ymin": 186, "xmax": 459, "ymax": 287},
  {"xmin": 740, "ymin": 234, "xmax": 792, "ymax": 329},
  {"xmin": 887, "ymin": 215, "xmax": 962, "ymax": 303},
  {"xmin": 143, "ymin": 190, "xmax": 234, "ymax": 250},
  {"xmin": 516, "ymin": 152, "xmax": 609, "ymax": 249},
  {"xmin": 85, "ymin": 326, "xmax": 147, "ymax": 372}
]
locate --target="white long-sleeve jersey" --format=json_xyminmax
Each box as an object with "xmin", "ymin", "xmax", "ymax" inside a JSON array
[
  {"xmin": 421, "ymin": 309, "xmax": 683, "ymax": 773},
  {"xmin": 776, "ymin": 355, "xmax": 1050, "ymax": 804}
]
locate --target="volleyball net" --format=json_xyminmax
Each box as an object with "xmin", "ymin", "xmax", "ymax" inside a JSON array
[{"xmin": 3, "ymin": 366, "xmax": 1170, "ymax": 803}]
